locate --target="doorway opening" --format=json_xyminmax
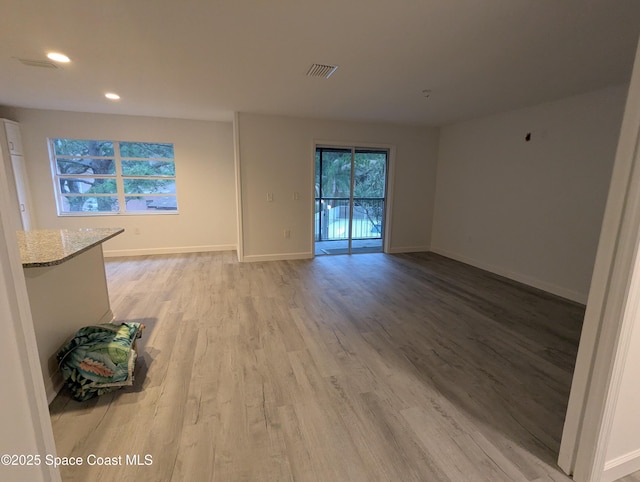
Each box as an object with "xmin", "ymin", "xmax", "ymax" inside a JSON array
[{"xmin": 314, "ymin": 146, "xmax": 388, "ymax": 255}]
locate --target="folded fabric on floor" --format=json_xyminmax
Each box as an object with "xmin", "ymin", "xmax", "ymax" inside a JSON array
[{"xmin": 56, "ymin": 322, "xmax": 144, "ymax": 401}]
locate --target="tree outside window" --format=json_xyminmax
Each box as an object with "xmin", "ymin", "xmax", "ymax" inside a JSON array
[{"xmin": 51, "ymin": 139, "xmax": 178, "ymax": 215}]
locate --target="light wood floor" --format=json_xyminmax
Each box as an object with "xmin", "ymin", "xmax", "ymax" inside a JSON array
[
  {"xmin": 50, "ymin": 251, "xmax": 587, "ymax": 481},
  {"xmin": 619, "ymin": 472, "xmax": 640, "ymax": 481}
]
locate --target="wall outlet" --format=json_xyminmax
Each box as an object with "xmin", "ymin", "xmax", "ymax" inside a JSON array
[
  {"xmin": 267, "ymin": 193, "xmax": 274, "ymax": 202},
  {"xmin": 134, "ymin": 227, "xmax": 141, "ymax": 235},
  {"xmin": 284, "ymin": 229, "xmax": 291, "ymax": 238},
  {"xmin": 293, "ymin": 192, "xmax": 300, "ymax": 201}
]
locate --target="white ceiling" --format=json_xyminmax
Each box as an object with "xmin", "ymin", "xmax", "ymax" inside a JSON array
[{"xmin": 1, "ymin": 0, "xmax": 639, "ymax": 126}]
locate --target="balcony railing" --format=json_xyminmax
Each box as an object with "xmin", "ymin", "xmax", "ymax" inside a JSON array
[{"xmin": 315, "ymin": 197, "xmax": 384, "ymax": 241}]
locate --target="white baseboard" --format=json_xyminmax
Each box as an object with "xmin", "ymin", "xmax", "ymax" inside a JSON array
[
  {"xmin": 386, "ymin": 245, "xmax": 431, "ymax": 254},
  {"xmin": 243, "ymin": 252, "xmax": 313, "ymax": 262},
  {"xmin": 429, "ymin": 247, "xmax": 588, "ymax": 304},
  {"xmin": 603, "ymin": 449, "xmax": 640, "ymax": 482},
  {"xmin": 44, "ymin": 373, "xmax": 63, "ymax": 406},
  {"xmin": 103, "ymin": 244, "xmax": 236, "ymax": 257}
]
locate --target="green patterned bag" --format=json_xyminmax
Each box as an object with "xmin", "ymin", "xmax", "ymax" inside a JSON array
[{"xmin": 56, "ymin": 323, "xmax": 143, "ymax": 401}]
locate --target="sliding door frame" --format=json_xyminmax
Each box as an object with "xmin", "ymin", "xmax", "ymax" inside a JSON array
[{"xmin": 312, "ymin": 140, "xmax": 395, "ymax": 256}]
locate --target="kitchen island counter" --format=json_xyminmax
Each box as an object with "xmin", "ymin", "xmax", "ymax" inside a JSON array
[
  {"xmin": 19, "ymin": 227, "xmax": 124, "ymax": 403},
  {"xmin": 18, "ymin": 227, "xmax": 123, "ymax": 267}
]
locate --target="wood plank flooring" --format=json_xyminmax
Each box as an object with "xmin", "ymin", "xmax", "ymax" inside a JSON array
[
  {"xmin": 619, "ymin": 471, "xmax": 640, "ymax": 481},
  {"xmin": 49, "ymin": 251, "xmax": 586, "ymax": 481}
]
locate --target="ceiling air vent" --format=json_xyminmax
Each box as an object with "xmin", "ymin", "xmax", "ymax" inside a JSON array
[
  {"xmin": 16, "ymin": 58, "xmax": 60, "ymax": 69},
  {"xmin": 306, "ymin": 63, "xmax": 338, "ymax": 79}
]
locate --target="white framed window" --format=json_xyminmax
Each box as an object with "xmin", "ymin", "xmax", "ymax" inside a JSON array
[{"xmin": 49, "ymin": 138, "xmax": 178, "ymax": 215}]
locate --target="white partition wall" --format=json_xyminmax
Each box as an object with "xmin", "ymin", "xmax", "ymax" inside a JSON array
[
  {"xmin": 0, "ymin": 138, "xmax": 60, "ymax": 481},
  {"xmin": 559, "ymin": 37, "xmax": 640, "ymax": 482}
]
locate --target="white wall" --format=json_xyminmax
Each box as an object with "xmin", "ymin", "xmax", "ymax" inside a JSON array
[
  {"xmin": 599, "ymin": 43, "xmax": 640, "ymax": 480},
  {"xmin": 1, "ymin": 108, "xmax": 237, "ymax": 256},
  {"xmin": 235, "ymin": 113, "xmax": 438, "ymax": 260},
  {"xmin": 0, "ymin": 253, "xmax": 57, "ymax": 482},
  {"xmin": 603, "ymin": 291, "xmax": 640, "ymax": 480},
  {"xmin": 431, "ymin": 85, "xmax": 628, "ymax": 303},
  {"xmin": 0, "ymin": 139, "xmax": 59, "ymax": 481}
]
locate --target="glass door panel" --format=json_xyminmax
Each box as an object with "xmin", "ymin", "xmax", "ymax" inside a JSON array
[
  {"xmin": 315, "ymin": 147, "xmax": 387, "ymax": 255},
  {"xmin": 316, "ymin": 148, "xmax": 351, "ymax": 252},
  {"xmin": 353, "ymin": 150, "xmax": 386, "ymax": 248}
]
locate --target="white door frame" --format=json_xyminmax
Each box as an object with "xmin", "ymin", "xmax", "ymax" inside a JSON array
[
  {"xmin": 312, "ymin": 140, "xmax": 395, "ymax": 255},
  {"xmin": 559, "ymin": 36, "xmax": 640, "ymax": 481},
  {"xmin": 233, "ymin": 112, "xmax": 244, "ymax": 262}
]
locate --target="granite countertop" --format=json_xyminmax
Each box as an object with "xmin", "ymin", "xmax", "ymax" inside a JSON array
[{"xmin": 17, "ymin": 228, "xmax": 124, "ymax": 268}]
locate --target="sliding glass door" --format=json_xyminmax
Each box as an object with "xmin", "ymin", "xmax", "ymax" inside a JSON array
[{"xmin": 315, "ymin": 147, "xmax": 387, "ymax": 255}]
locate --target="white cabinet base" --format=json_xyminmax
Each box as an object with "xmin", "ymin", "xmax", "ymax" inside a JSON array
[{"xmin": 24, "ymin": 245, "xmax": 114, "ymax": 403}]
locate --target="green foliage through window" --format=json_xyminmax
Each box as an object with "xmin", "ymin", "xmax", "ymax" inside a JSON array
[
  {"xmin": 50, "ymin": 138, "xmax": 178, "ymax": 214},
  {"xmin": 315, "ymin": 147, "xmax": 387, "ymax": 242}
]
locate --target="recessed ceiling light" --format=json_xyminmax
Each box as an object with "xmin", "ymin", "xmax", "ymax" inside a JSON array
[
  {"xmin": 105, "ymin": 93, "xmax": 120, "ymax": 100},
  {"xmin": 46, "ymin": 52, "xmax": 70, "ymax": 63}
]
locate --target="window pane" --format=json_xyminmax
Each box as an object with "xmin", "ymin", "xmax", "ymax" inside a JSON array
[
  {"xmin": 121, "ymin": 160, "xmax": 175, "ymax": 176},
  {"xmin": 60, "ymin": 196, "xmax": 119, "ymax": 212},
  {"xmin": 51, "ymin": 138, "xmax": 179, "ymax": 216},
  {"xmin": 59, "ymin": 177, "xmax": 117, "ymax": 194},
  {"xmin": 353, "ymin": 199, "xmax": 384, "ymax": 238},
  {"xmin": 56, "ymin": 158, "xmax": 115, "ymax": 175},
  {"xmin": 119, "ymin": 142, "xmax": 174, "ymax": 159},
  {"xmin": 320, "ymin": 150, "xmax": 352, "ymax": 198},
  {"xmin": 125, "ymin": 196, "xmax": 177, "ymax": 211},
  {"xmin": 354, "ymin": 152, "xmax": 386, "ymax": 198},
  {"xmin": 315, "ymin": 151, "xmax": 320, "ymax": 198},
  {"xmin": 52, "ymin": 139, "xmax": 114, "ymax": 157},
  {"xmin": 123, "ymin": 179, "xmax": 175, "ymax": 194}
]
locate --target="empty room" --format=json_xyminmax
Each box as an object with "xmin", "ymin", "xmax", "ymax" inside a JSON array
[{"xmin": 2, "ymin": 2, "xmax": 640, "ymax": 482}]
